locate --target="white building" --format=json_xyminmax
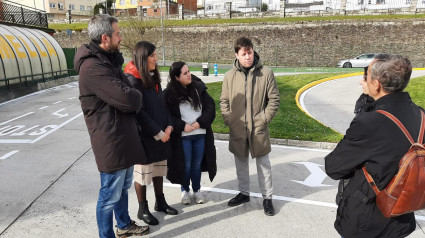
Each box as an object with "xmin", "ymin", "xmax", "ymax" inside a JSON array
[{"xmin": 16, "ymin": 0, "xmax": 100, "ymax": 19}]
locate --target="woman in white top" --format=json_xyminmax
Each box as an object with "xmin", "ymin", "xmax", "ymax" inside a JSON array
[{"xmin": 164, "ymin": 62, "xmax": 217, "ymax": 205}]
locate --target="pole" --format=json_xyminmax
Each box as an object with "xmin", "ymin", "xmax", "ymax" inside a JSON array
[
  {"xmin": 105, "ymin": 0, "xmax": 108, "ymax": 15},
  {"xmin": 160, "ymin": 0, "xmax": 165, "ymax": 66}
]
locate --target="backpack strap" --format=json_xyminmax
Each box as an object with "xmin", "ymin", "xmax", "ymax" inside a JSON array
[
  {"xmin": 362, "ymin": 166, "xmax": 381, "ymax": 194},
  {"xmin": 376, "ymin": 110, "xmax": 415, "ymax": 144},
  {"xmin": 363, "ymin": 110, "xmax": 425, "ymax": 196},
  {"xmin": 418, "ymin": 110, "xmax": 425, "ymax": 144}
]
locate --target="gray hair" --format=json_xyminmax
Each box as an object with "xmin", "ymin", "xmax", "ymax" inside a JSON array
[
  {"xmin": 370, "ymin": 54, "xmax": 412, "ymax": 93},
  {"xmin": 88, "ymin": 14, "xmax": 118, "ymax": 44}
]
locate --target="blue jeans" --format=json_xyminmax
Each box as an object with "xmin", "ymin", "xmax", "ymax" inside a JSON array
[
  {"xmin": 96, "ymin": 166, "xmax": 134, "ymax": 238},
  {"xmin": 181, "ymin": 134, "xmax": 205, "ymax": 193}
]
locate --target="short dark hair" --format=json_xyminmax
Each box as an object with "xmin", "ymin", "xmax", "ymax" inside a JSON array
[
  {"xmin": 234, "ymin": 37, "xmax": 254, "ymax": 54},
  {"xmin": 370, "ymin": 54, "xmax": 412, "ymax": 93}
]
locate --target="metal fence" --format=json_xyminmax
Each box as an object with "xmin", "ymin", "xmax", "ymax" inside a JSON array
[{"xmin": 0, "ymin": 0, "xmax": 48, "ymax": 28}]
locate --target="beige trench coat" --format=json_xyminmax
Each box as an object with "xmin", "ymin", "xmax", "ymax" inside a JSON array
[{"xmin": 220, "ymin": 56, "xmax": 280, "ymax": 158}]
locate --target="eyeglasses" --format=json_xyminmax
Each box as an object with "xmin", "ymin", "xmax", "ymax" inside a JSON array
[{"xmin": 363, "ymin": 66, "xmax": 369, "ymax": 81}]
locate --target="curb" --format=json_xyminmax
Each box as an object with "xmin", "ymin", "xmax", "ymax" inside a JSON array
[{"xmin": 213, "ymin": 133, "xmax": 337, "ymax": 150}]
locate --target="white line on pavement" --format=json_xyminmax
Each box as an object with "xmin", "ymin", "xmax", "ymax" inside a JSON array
[
  {"xmin": 29, "ymin": 112, "xmax": 83, "ymax": 143},
  {"xmin": 0, "ymin": 112, "xmax": 34, "ymax": 126},
  {"xmin": 163, "ymin": 183, "xmax": 425, "ymax": 221},
  {"xmin": 0, "ymin": 139, "xmax": 32, "ymax": 144},
  {"xmin": 0, "ymin": 150, "xmax": 19, "ymax": 160}
]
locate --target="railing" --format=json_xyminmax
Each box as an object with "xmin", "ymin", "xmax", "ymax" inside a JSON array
[
  {"xmin": 0, "ymin": 70, "xmax": 74, "ymax": 91},
  {"xmin": 0, "ymin": 0, "xmax": 48, "ymax": 28}
]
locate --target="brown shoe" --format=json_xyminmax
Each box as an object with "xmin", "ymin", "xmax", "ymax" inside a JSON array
[{"xmin": 116, "ymin": 220, "xmax": 149, "ymax": 237}]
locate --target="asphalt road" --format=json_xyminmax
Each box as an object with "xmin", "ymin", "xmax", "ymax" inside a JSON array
[{"xmin": 1, "ymin": 74, "xmax": 425, "ymax": 237}]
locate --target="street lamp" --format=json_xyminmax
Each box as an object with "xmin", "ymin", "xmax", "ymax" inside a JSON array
[{"xmin": 160, "ymin": 0, "xmax": 165, "ymax": 66}]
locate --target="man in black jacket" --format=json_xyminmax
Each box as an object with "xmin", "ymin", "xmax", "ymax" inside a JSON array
[
  {"xmin": 325, "ymin": 54, "xmax": 419, "ymax": 238},
  {"xmin": 74, "ymin": 14, "xmax": 149, "ymax": 238}
]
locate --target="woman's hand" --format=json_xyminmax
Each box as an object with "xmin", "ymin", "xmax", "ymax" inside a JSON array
[
  {"xmin": 184, "ymin": 124, "xmax": 195, "ymax": 133},
  {"xmin": 160, "ymin": 133, "xmax": 170, "ymax": 142},
  {"xmin": 191, "ymin": 122, "xmax": 200, "ymax": 129}
]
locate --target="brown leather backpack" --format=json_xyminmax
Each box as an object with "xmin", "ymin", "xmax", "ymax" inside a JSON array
[{"xmin": 363, "ymin": 109, "xmax": 425, "ymax": 218}]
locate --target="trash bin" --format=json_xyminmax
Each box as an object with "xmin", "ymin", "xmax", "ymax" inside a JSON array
[
  {"xmin": 214, "ymin": 64, "xmax": 218, "ymax": 76},
  {"xmin": 202, "ymin": 62, "xmax": 209, "ymax": 76}
]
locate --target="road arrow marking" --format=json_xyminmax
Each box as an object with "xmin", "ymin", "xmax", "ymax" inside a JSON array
[
  {"xmin": 292, "ymin": 162, "xmax": 333, "ymax": 187},
  {"xmin": 52, "ymin": 108, "xmax": 69, "ymax": 118}
]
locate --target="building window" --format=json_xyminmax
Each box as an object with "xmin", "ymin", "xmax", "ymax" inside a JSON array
[
  {"xmin": 69, "ymin": 4, "xmax": 75, "ymax": 10},
  {"xmin": 376, "ymin": 0, "xmax": 385, "ymax": 4},
  {"xmin": 58, "ymin": 3, "xmax": 64, "ymax": 10},
  {"xmin": 80, "ymin": 5, "xmax": 85, "ymax": 11},
  {"xmin": 120, "ymin": 0, "xmax": 125, "ymax": 5},
  {"xmin": 87, "ymin": 6, "xmax": 93, "ymax": 12},
  {"xmin": 49, "ymin": 2, "xmax": 56, "ymax": 8},
  {"xmin": 131, "ymin": 0, "xmax": 137, "ymax": 5}
]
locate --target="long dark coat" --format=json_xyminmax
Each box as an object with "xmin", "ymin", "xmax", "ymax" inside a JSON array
[
  {"xmin": 124, "ymin": 62, "xmax": 172, "ymax": 165},
  {"xmin": 325, "ymin": 92, "xmax": 421, "ymax": 238},
  {"xmin": 164, "ymin": 77, "xmax": 217, "ymax": 184},
  {"xmin": 74, "ymin": 42, "xmax": 145, "ymax": 173}
]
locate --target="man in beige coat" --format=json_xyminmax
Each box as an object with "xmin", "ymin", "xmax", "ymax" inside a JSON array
[{"xmin": 220, "ymin": 37, "xmax": 280, "ymax": 216}]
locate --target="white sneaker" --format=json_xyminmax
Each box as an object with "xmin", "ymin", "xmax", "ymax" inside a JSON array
[
  {"xmin": 181, "ymin": 191, "xmax": 190, "ymax": 205},
  {"xmin": 194, "ymin": 191, "xmax": 205, "ymax": 204}
]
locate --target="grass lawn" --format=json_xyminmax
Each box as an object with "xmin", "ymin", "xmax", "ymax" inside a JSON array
[
  {"xmin": 205, "ymin": 74, "xmax": 425, "ymax": 143},
  {"xmin": 207, "ymin": 73, "xmax": 345, "ymax": 143},
  {"xmin": 406, "ymin": 76, "xmax": 425, "ymax": 109}
]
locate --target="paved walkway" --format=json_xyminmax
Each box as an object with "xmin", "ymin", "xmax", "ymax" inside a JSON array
[
  {"xmin": 2, "ymin": 69, "xmax": 425, "ymax": 237},
  {"xmin": 300, "ymin": 69, "xmax": 425, "ymax": 134}
]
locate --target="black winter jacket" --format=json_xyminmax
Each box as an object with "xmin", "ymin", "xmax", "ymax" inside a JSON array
[
  {"xmin": 325, "ymin": 92, "xmax": 420, "ymax": 238},
  {"xmin": 163, "ymin": 76, "xmax": 217, "ymax": 184},
  {"xmin": 74, "ymin": 42, "xmax": 145, "ymax": 172},
  {"xmin": 125, "ymin": 68, "xmax": 172, "ymax": 165}
]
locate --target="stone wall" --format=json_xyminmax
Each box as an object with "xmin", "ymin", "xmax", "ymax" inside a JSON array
[{"xmin": 53, "ymin": 18, "xmax": 425, "ymax": 67}]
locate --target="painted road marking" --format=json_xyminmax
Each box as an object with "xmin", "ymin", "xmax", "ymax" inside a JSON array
[
  {"xmin": 29, "ymin": 112, "xmax": 82, "ymax": 143},
  {"xmin": 163, "ymin": 183, "xmax": 425, "ymax": 221},
  {"xmin": 51, "ymin": 108, "xmax": 69, "ymax": 118},
  {"xmin": 292, "ymin": 162, "xmax": 333, "ymax": 187},
  {"xmin": 0, "ymin": 112, "xmax": 34, "ymax": 126},
  {"xmin": 0, "ymin": 150, "xmax": 19, "ymax": 160},
  {"xmin": 53, "ymin": 101, "xmax": 62, "ymax": 104},
  {"xmin": 39, "ymin": 106, "xmax": 48, "ymax": 110}
]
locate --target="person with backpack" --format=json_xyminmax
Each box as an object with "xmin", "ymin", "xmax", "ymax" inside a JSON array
[{"xmin": 325, "ymin": 54, "xmax": 422, "ymax": 237}]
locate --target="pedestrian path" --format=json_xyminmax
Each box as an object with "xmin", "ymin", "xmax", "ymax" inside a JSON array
[{"xmin": 299, "ymin": 69, "xmax": 425, "ymax": 134}]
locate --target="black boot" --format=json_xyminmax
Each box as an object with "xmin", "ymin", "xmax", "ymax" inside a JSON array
[
  {"xmin": 154, "ymin": 194, "xmax": 178, "ymax": 215},
  {"xmin": 138, "ymin": 201, "xmax": 159, "ymax": 225}
]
